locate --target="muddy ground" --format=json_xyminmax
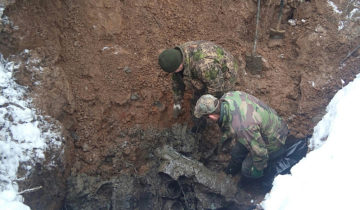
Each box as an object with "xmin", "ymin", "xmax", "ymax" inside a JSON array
[{"xmin": 0, "ymin": 0, "xmax": 359, "ymax": 209}]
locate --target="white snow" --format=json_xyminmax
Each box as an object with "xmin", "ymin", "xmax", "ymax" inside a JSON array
[
  {"xmin": 348, "ymin": 8, "xmax": 360, "ymax": 20},
  {"xmin": 0, "ymin": 190, "xmax": 30, "ymax": 210},
  {"xmin": 261, "ymin": 73, "xmax": 360, "ymax": 210},
  {"xmin": 0, "ymin": 55, "xmax": 63, "ymax": 209},
  {"xmin": 288, "ymin": 19, "xmax": 296, "ymax": 26},
  {"xmin": 102, "ymin": 46, "xmax": 110, "ymax": 51},
  {"xmin": 328, "ymin": 0, "xmax": 360, "ymax": 30},
  {"xmin": 328, "ymin": 1, "xmax": 342, "ymax": 14}
]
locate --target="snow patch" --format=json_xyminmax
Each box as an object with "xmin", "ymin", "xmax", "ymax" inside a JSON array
[
  {"xmin": 327, "ymin": 1, "xmax": 342, "ymax": 14},
  {"xmin": 288, "ymin": 19, "xmax": 296, "ymax": 26},
  {"xmin": 261, "ymin": 73, "xmax": 360, "ymax": 210},
  {"xmin": 0, "ymin": 55, "xmax": 63, "ymax": 209}
]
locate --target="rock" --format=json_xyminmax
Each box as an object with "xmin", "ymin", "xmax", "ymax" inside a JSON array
[
  {"xmin": 153, "ymin": 101, "xmax": 166, "ymax": 112},
  {"xmin": 123, "ymin": 66, "xmax": 131, "ymax": 73},
  {"xmin": 82, "ymin": 143, "xmax": 90, "ymax": 152},
  {"xmin": 130, "ymin": 93, "xmax": 140, "ymax": 101}
]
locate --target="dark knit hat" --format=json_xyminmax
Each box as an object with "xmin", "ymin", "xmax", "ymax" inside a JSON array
[{"xmin": 158, "ymin": 48, "xmax": 183, "ymax": 73}]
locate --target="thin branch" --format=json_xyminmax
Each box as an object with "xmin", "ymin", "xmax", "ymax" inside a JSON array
[
  {"xmin": 341, "ymin": 44, "xmax": 360, "ymax": 64},
  {"xmin": 0, "ymin": 102, "xmax": 26, "ymax": 110},
  {"xmin": 18, "ymin": 186, "xmax": 43, "ymax": 195}
]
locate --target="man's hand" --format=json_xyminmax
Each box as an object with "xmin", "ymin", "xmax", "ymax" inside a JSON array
[
  {"xmin": 173, "ymin": 104, "xmax": 181, "ymax": 118},
  {"xmin": 250, "ymin": 166, "xmax": 264, "ymax": 178},
  {"xmin": 225, "ymin": 161, "xmax": 238, "ymax": 175},
  {"xmin": 225, "ymin": 158, "xmax": 243, "ymax": 175}
]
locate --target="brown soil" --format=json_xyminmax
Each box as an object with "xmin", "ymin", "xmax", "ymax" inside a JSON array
[{"xmin": 1, "ymin": 0, "xmax": 359, "ymax": 209}]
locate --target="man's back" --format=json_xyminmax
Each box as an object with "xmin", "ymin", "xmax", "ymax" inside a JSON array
[
  {"xmin": 219, "ymin": 91, "xmax": 288, "ymax": 154},
  {"xmin": 173, "ymin": 41, "xmax": 239, "ymax": 100}
]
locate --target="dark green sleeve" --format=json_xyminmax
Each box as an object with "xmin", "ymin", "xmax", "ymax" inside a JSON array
[
  {"xmin": 219, "ymin": 102, "xmax": 233, "ymax": 143},
  {"xmin": 172, "ymin": 73, "xmax": 185, "ymax": 105}
]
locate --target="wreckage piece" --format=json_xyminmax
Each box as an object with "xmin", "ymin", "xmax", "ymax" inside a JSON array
[{"xmin": 155, "ymin": 145, "xmax": 239, "ymax": 202}]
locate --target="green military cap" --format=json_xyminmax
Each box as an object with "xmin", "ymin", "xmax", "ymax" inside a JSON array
[
  {"xmin": 194, "ymin": 94, "xmax": 219, "ymax": 118},
  {"xmin": 158, "ymin": 48, "xmax": 183, "ymax": 73}
]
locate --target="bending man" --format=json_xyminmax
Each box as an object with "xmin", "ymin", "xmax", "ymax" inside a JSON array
[
  {"xmin": 158, "ymin": 41, "xmax": 240, "ymax": 118},
  {"xmin": 194, "ymin": 91, "xmax": 307, "ymax": 186}
]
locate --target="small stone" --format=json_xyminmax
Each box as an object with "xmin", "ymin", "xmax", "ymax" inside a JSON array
[
  {"xmin": 123, "ymin": 66, "xmax": 131, "ymax": 73},
  {"xmin": 130, "ymin": 93, "xmax": 139, "ymax": 101},
  {"xmin": 82, "ymin": 143, "xmax": 90, "ymax": 152},
  {"xmin": 153, "ymin": 101, "xmax": 166, "ymax": 112},
  {"xmin": 118, "ymin": 131, "xmax": 126, "ymax": 138}
]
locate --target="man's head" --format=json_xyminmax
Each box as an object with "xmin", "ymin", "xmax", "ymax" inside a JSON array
[
  {"xmin": 194, "ymin": 94, "xmax": 219, "ymax": 119},
  {"xmin": 158, "ymin": 48, "xmax": 183, "ymax": 73}
]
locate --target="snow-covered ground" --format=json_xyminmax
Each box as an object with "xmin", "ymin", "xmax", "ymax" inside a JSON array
[
  {"xmin": 327, "ymin": 0, "xmax": 360, "ymax": 30},
  {"xmin": 0, "ymin": 56, "xmax": 63, "ymax": 210},
  {"xmin": 261, "ymin": 72, "xmax": 360, "ymax": 210},
  {"xmin": 261, "ymin": 2, "xmax": 360, "ymax": 209}
]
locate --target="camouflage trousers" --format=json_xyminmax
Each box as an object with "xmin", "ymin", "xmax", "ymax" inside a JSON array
[
  {"xmin": 225, "ymin": 139, "xmax": 286, "ymax": 178},
  {"xmin": 241, "ymin": 144, "xmax": 286, "ymax": 178},
  {"xmin": 242, "ymin": 138, "xmax": 307, "ymax": 183}
]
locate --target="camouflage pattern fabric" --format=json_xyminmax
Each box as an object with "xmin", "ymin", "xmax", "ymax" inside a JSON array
[
  {"xmin": 218, "ymin": 91, "xmax": 288, "ymax": 178},
  {"xmin": 172, "ymin": 41, "xmax": 239, "ymax": 105}
]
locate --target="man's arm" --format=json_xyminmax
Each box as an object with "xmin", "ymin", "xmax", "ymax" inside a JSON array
[
  {"xmin": 172, "ymin": 73, "xmax": 185, "ymax": 108},
  {"xmin": 219, "ymin": 102, "xmax": 232, "ymax": 144},
  {"xmin": 225, "ymin": 141, "xmax": 248, "ymax": 175}
]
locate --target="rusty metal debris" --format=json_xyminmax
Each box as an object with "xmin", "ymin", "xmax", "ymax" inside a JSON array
[{"xmin": 155, "ymin": 145, "xmax": 247, "ymax": 206}]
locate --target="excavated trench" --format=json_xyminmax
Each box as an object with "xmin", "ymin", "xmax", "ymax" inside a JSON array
[{"xmin": 0, "ymin": 0, "xmax": 359, "ymax": 209}]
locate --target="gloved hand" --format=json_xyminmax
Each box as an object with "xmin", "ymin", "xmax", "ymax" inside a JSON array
[
  {"xmin": 225, "ymin": 142, "xmax": 248, "ymax": 175},
  {"xmin": 225, "ymin": 159, "xmax": 242, "ymax": 175},
  {"xmin": 172, "ymin": 104, "xmax": 181, "ymax": 118},
  {"xmin": 250, "ymin": 166, "xmax": 264, "ymax": 178}
]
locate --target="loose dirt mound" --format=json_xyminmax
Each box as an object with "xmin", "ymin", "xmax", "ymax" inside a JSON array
[{"xmin": 1, "ymin": 0, "xmax": 359, "ymax": 209}]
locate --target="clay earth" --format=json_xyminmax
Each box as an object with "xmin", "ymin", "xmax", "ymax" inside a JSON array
[{"xmin": 0, "ymin": 0, "xmax": 359, "ymax": 209}]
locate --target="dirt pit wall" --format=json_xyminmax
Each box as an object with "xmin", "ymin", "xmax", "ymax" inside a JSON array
[{"xmin": 1, "ymin": 0, "xmax": 359, "ymax": 209}]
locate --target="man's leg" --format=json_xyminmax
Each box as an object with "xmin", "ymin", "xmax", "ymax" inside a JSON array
[
  {"xmin": 225, "ymin": 142, "xmax": 248, "ymax": 175},
  {"xmin": 238, "ymin": 154, "xmax": 260, "ymax": 187}
]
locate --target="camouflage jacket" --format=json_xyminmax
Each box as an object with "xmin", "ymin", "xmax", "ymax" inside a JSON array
[
  {"xmin": 218, "ymin": 91, "xmax": 288, "ymax": 172},
  {"xmin": 172, "ymin": 41, "xmax": 239, "ymax": 105}
]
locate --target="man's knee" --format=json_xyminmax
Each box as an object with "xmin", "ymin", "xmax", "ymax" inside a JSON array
[{"xmin": 241, "ymin": 155, "xmax": 263, "ymax": 179}]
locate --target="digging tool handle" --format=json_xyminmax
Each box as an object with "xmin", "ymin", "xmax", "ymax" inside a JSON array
[
  {"xmin": 276, "ymin": 0, "xmax": 284, "ymax": 30},
  {"xmin": 253, "ymin": 0, "xmax": 261, "ymax": 55},
  {"xmin": 340, "ymin": 43, "xmax": 360, "ymax": 64}
]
